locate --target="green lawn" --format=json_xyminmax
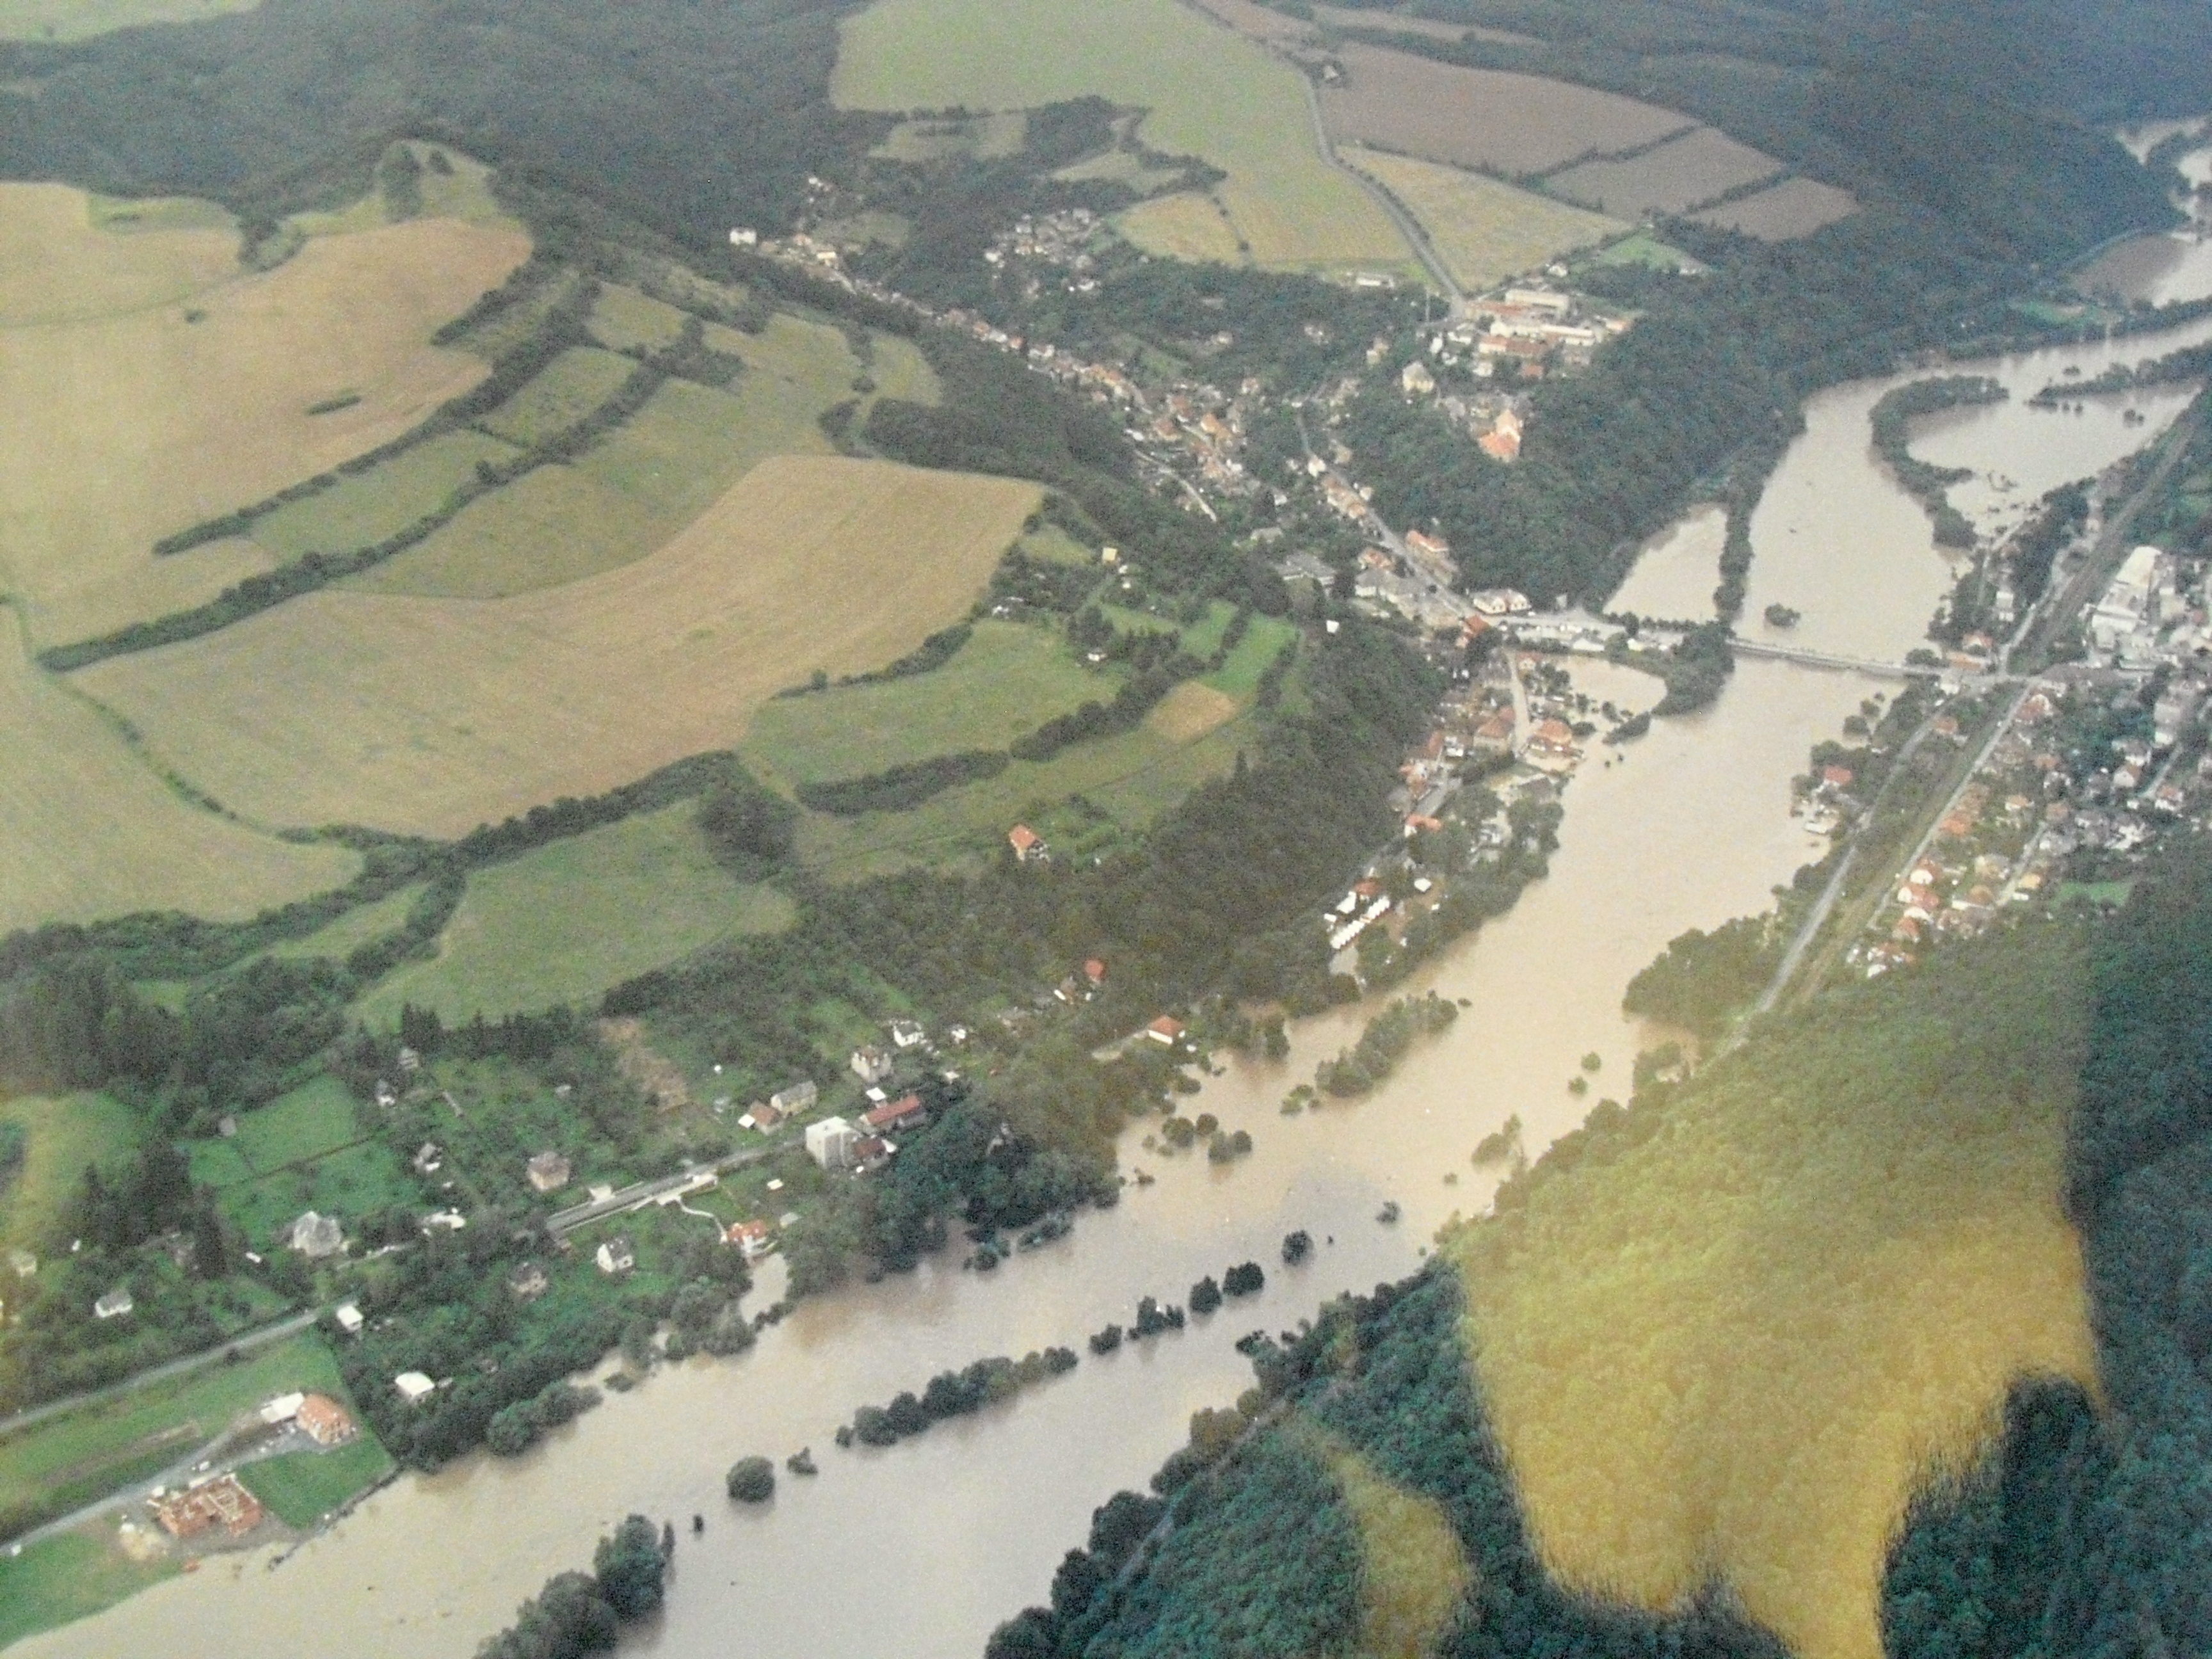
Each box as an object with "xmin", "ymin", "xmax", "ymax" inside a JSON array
[
  {"xmin": 0, "ymin": 1530, "xmax": 180, "ymax": 1651},
  {"xmin": 209, "ymin": 1139, "xmax": 418, "ymax": 1250},
  {"xmin": 250, "ymin": 431, "xmax": 520, "ymax": 561},
  {"xmin": 477, "ymin": 346, "xmax": 640, "ymax": 447},
  {"xmin": 0, "ymin": 1093, "xmax": 138, "ymax": 1255},
  {"xmin": 835, "ymin": 0, "xmax": 1411, "ymax": 271},
  {"xmin": 228, "ymin": 1077, "xmax": 363, "ymax": 1175},
  {"xmin": 237, "ymin": 1437, "xmax": 393, "ymax": 1527},
  {"xmin": 0, "ymin": 1333, "xmax": 349, "ymax": 1538},
  {"xmin": 357, "ymin": 803, "xmax": 797, "ymax": 1025},
  {"xmin": 588, "ymin": 283, "xmax": 693, "ymax": 354},
  {"xmin": 741, "ymin": 620, "xmax": 1114, "ymax": 789},
  {"xmin": 1204, "ymin": 616, "xmax": 1299, "ymax": 697},
  {"xmin": 1586, "ymin": 230, "xmax": 1695, "ymax": 270}
]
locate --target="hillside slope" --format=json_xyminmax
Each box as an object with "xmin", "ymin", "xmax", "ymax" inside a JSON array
[{"xmin": 1002, "ymin": 841, "xmax": 2212, "ymax": 1659}]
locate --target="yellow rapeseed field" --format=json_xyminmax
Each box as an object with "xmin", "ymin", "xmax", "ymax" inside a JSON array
[
  {"xmin": 77, "ymin": 457, "xmax": 1044, "ymax": 838},
  {"xmin": 0, "ymin": 183, "xmax": 527, "ymax": 648}
]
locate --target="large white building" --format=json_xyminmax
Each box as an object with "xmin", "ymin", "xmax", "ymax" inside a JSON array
[
  {"xmin": 2088, "ymin": 545, "xmax": 2172, "ymax": 663},
  {"xmin": 806, "ymin": 1116, "xmax": 859, "ymax": 1171}
]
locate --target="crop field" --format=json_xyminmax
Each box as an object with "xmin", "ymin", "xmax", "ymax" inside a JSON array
[
  {"xmin": 0, "ymin": 609, "xmax": 357, "ymax": 934},
  {"xmin": 0, "ymin": 184, "xmax": 528, "ymax": 650},
  {"xmin": 357, "ymin": 803, "xmax": 796, "ymax": 1025},
  {"xmin": 1343, "ymin": 146, "xmax": 1624, "ymax": 290},
  {"xmin": 351, "ymin": 312, "xmax": 915, "ymax": 599},
  {"xmin": 1114, "ymin": 192, "xmax": 1247, "ymax": 264},
  {"xmin": 0, "ymin": 0, "xmax": 257, "ymax": 40},
  {"xmin": 0, "ymin": 1093, "xmax": 137, "ymax": 1254},
  {"xmin": 1546, "ymin": 127, "xmax": 1782, "ymax": 218},
  {"xmin": 249, "ymin": 430, "xmax": 520, "ymax": 562},
  {"xmin": 79, "ymin": 456, "xmax": 1041, "ymax": 838},
  {"xmin": 835, "ymin": 0, "xmax": 1413, "ymax": 270},
  {"xmin": 1320, "ymin": 44, "xmax": 1691, "ymax": 178},
  {"xmin": 1448, "ymin": 947, "xmax": 2097, "ymax": 1659},
  {"xmin": 476, "ymin": 346, "xmax": 638, "ymax": 447},
  {"xmin": 741, "ymin": 620, "xmax": 1112, "ymax": 789},
  {"xmin": 1691, "ymin": 177, "xmax": 1859, "ymax": 240}
]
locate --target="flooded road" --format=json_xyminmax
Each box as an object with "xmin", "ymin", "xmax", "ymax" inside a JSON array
[{"xmin": 23, "ymin": 323, "xmax": 2212, "ymax": 1659}]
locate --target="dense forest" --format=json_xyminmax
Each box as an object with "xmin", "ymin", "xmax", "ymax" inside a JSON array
[{"xmin": 990, "ymin": 835, "xmax": 2212, "ymax": 1659}]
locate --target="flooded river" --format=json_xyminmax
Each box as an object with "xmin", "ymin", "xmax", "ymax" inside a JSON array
[{"xmin": 24, "ymin": 321, "xmax": 2212, "ymax": 1659}]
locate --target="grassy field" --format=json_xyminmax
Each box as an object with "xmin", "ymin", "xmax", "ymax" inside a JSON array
[
  {"xmin": 0, "ymin": 1333, "xmax": 354, "ymax": 1545},
  {"xmin": 587, "ymin": 284, "xmax": 691, "ymax": 354},
  {"xmin": 0, "ymin": 1093, "xmax": 137, "ymax": 1254},
  {"xmin": 835, "ymin": 0, "xmax": 1412, "ymax": 271},
  {"xmin": 741, "ymin": 620, "xmax": 1112, "ymax": 788},
  {"xmin": 185, "ymin": 1078, "xmax": 419, "ymax": 1249},
  {"xmin": 349, "ymin": 311, "xmax": 905, "ymax": 599},
  {"xmin": 1448, "ymin": 943, "xmax": 2097, "ymax": 1659},
  {"xmin": 1320, "ymin": 44, "xmax": 1690, "ymax": 177},
  {"xmin": 0, "ymin": 0, "xmax": 256, "ymax": 41},
  {"xmin": 0, "ymin": 607, "xmax": 357, "ymax": 934},
  {"xmin": 356, "ymin": 802, "xmax": 797, "ymax": 1025},
  {"xmin": 249, "ymin": 429, "xmax": 521, "ymax": 561},
  {"xmin": 1691, "ymin": 176, "xmax": 1859, "ymax": 240},
  {"xmin": 1587, "ymin": 230, "xmax": 1698, "ymax": 271},
  {"xmin": 0, "ymin": 1531, "xmax": 179, "ymax": 1651},
  {"xmin": 792, "ymin": 619, "xmax": 1291, "ymax": 879},
  {"xmin": 476, "ymin": 346, "xmax": 637, "ymax": 447},
  {"xmin": 205, "ymin": 1077, "xmax": 363, "ymax": 1179},
  {"xmin": 875, "ymin": 111, "xmax": 1028, "ymax": 163},
  {"xmin": 1116, "ymin": 192, "xmax": 1248, "ymax": 266},
  {"xmin": 1343, "ymin": 146, "xmax": 1624, "ymax": 291},
  {"xmin": 81, "ymin": 457, "xmax": 1042, "ymax": 838},
  {"xmin": 1547, "ymin": 126, "xmax": 1782, "ymax": 217},
  {"xmin": 0, "ymin": 183, "xmax": 528, "ymax": 650},
  {"xmin": 236, "ymin": 1438, "xmax": 393, "ymax": 1528}
]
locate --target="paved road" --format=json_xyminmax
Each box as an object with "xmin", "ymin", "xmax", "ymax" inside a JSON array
[{"xmin": 0, "ymin": 1308, "xmax": 321, "ymax": 1445}]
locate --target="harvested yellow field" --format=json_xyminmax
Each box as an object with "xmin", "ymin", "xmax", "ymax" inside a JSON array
[
  {"xmin": 1118, "ymin": 193, "xmax": 1247, "ymax": 264},
  {"xmin": 1548, "ymin": 127, "xmax": 1782, "ymax": 218},
  {"xmin": 1147, "ymin": 682, "xmax": 1239, "ymax": 743},
  {"xmin": 1691, "ymin": 176, "xmax": 1860, "ymax": 239},
  {"xmin": 0, "ymin": 608, "xmax": 354, "ymax": 934},
  {"xmin": 0, "ymin": 184, "xmax": 528, "ymax": 648},
  {"xmin": 1322, "ymin": 44, "xmax": 1690, "ymax": 177},
  {"xmin": 0, "ymin": 0, "xmax": 257, "ymax": 40},
  {"xmin": 79, "ymin": 458, "xmax": 1043, "ymax": 838},
  {"xmin": 1450, "ymin": 952, "xmax": 2097, "ymax": 1659},
  {"xmin": 835, "ymin": 0, "xmax": 1413, "ymax": 271},
  {"xmin": 1344, "ymin": 146, "xmax": 1624, "ymax": 290}
]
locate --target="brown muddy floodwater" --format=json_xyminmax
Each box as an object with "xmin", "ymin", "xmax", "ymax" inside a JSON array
[{"xmin": 25, "ymin": 321, "xmax": 2212, "ymax": 1659}]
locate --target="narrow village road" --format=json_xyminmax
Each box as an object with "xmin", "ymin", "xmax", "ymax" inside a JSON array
[{"xmin": 0, "ymin": 1308, "xmax": 322, "ymax": 1445}]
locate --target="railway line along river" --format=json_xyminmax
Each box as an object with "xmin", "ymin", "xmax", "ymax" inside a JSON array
[{"xmin": 24, "ymin": 315, "xmax": 2212, "ymax": 1659}]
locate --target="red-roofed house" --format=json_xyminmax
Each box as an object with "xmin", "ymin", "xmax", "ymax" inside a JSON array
[
  {"xmin": 1008, "ymin": 824, "xmax": 1045, "ymax": 862},
  {"xmin": 1820, "ymin": 765, "xmax": 1855, "ymax": 789},
  {"xmin": 1146, "ymin": 1016, "xmax": 1185, "ymax": 1046},
  {"xmin": 864, "ymin": 1094, "xmax": 929, "ymax": 1135},
  {"xmin": 726, "ymin": 1219, "xmax": 775, "ymax": 1258},
  {"xmin": 1082, "ymin": 958, "xmax": 1107, "ymax": 987}
]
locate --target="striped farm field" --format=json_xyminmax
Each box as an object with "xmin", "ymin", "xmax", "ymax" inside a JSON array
[
  {"xmin": 1320, "ymin": 44, "xmax": 1690, "ymax": 177},
  {"xmin": 1343, "ymin": 147, "xmax": 1626, "ymax": 291},
  {"xmin": 1692, "ymin": 177, "xmax": 1861, "ymax": 240},
  {"xmin": 1547, "ymin": 127, "xmax": 1783, "ymax": 218},
  {"xmin": 0, "ymin": 183, "xmax": 528, "ymax": 651},
  {"xmin": 77, "ymin": 457, "xmax": 1043, "ymax": 838},
  {"xmin": 0, "ymin": 607, "xmax": 355, "ymax": 934},
  {"xmin": 835, "ymin": 0, "xmax": 1413, "ymax": 271}
]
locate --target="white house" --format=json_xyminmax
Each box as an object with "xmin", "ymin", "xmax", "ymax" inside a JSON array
[
  {"xmin": 849, "ymin": 1046, "xmax": 894, "ymax": 1085},
  {"xmin": 806, "ymin": 1116, "xmax": 860, "ymax": 1171},
  {"xmin": 333, "ymin": 1301, "xmax": 365, "ymax": 1336},
  {"xmin": 394, "ymin": 1372, "xmax": 437, "ymax": 1405},
  {"xmin": 93, "ymin": 1286, "xmax": 134, "ymax": 1320},
  {"xmin": 595, "ymin": 1237, "xmax": 636, "ymax": 1276},
  {"xmin": 290, "ymin": 1211, "xmax": 344, "ymax": 1260}
]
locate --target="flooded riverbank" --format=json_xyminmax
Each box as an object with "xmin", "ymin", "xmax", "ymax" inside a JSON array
[{"xmin": 21, "ymin": 319, "xmax": 2212, "ymax": 1659}]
